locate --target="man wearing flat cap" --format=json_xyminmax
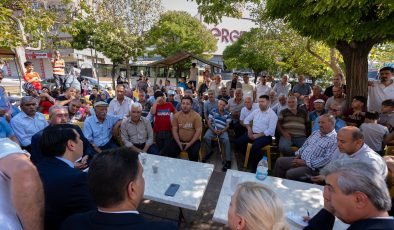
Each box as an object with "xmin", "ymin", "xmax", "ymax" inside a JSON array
[
  {"xmin": 83, "ymin": 101, "xmax": 122, "ymax": 151},
  {"xmin": 309, "ymin": 99, "xmax": 327, "ymax": 122}
]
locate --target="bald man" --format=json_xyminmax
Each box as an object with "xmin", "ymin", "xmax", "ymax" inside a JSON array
[
  {"xmin": 332, "ymin": 126, "xmax": 387, "ymax": 177},
  {"xmin": 312, "ymin": 126, "xmax": 387, "ymax": 183}
]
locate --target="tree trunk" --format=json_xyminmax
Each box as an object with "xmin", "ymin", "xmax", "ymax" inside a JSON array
[
  {"xmin": 125, "ymin": 59, "xmax": 131, "ymax": 88},
  {"xmin": 335, "ymin": 40, "xmax": 374, "ymax": 108},
  {"xmin": 111, "ymin": 63, "xmax": 117, "ymax": 89}
]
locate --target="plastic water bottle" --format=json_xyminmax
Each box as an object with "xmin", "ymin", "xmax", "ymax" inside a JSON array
[{"xmin": 256, "ymin": 156, "xmax": 268, "ymax": 180}]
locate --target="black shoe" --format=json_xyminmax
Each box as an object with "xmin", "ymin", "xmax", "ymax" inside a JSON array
[
  {"xmin": 222, "ymin": 161, "xmax": 231, "ymax": 172},
  {"xmin": 202, "ymin": 152, "xmax": 213, "ymax": 163}
]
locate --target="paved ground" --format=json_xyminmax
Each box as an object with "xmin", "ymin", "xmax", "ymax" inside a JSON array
[
  {"xmin": 138, "ymin": 137, "xmax": 284, "ymax": 229},
  {"xmin": 139, "ymin": 141, "xmax": 261, "ymax": 229}
]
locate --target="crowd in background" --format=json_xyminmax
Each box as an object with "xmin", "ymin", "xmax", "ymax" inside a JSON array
[{"xmin": 0, "ymin": 54, "xmax": 394, "ymax": 229}]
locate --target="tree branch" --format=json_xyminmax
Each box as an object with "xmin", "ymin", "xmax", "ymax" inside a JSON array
[{"xmin": 306, "ymin": 40, "xmax": 331, "ymax": 67}]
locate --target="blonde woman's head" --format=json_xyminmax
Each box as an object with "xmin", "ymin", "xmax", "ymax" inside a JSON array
[{"xmin": 228, "ymin": 182, "xmax": 289, "ymax": 230}]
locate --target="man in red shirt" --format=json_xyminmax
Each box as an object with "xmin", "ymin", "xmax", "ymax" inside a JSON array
[{"xmin": 150, "ymin": 91, "xmax": 176, "ymax": 153}]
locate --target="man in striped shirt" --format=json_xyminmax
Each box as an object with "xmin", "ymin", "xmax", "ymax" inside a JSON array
[
  {"xmin": 274, "ymin": 114, "xmax": 337, "ymax": 182},
  {"xmin": 277, "ymin": 96, "xmax": 310, "ymax": 156},
  {"xmin": 203, "ymin": 98, "xmax": 232, "ymax": 171},
  {"xmin": 51, "ymin": 50, "xmax": 65, "ymax": 92}
]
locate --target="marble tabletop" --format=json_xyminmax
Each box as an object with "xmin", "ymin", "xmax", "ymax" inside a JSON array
[
  {"xmin": 212, "ymin": 170, "xmax": 348, "ymax": 229},
  {"xmin": 141, "ymin": 153, "xmax": 214, "ymax": 211}
]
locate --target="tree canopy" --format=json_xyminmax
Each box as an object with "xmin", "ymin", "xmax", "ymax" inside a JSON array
[
  {"xmin": 223, "ymin": 27, "xmax": 334, "ymax": 80},
  {"xmin": 0, "ymin": 0, "xmax": 57, "ymax": 48},
  {"xmin": 145, "ymin": 11, "xmax": 217, "ymax": 57}
]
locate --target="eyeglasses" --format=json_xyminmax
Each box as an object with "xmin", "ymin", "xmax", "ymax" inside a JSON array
[
  {"xmin": 23, "ymin": 103, "xmax": 36, "ymax": 106},
  {"xmin": 330, "ymin": 108, "xmax": 340, "ymax": 112}
]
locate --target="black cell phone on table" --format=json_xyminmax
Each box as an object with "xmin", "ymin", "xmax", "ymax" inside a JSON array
[{"xmin": 165, "ymin": 184, "xmax": 180, "ymax": 197}]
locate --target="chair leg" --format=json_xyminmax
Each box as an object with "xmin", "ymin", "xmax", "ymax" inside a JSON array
[
  {"xmin": 266, "ymin": 147, "xmax": 272, "ymax": 171},
  {"xmin": 180, "ymin": 151, "xmax": 189, "ymax": 160},
  {"xmin": 243, "ymin": 143, "xmax": 252, "ymax": 169},
  {"xmin": 198, "ymin": 148, "xmax": 203, "ymax": 162}
]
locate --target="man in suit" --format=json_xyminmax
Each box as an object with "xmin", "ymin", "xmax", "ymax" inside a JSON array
[
  {"xmin": 305, "ymin": 159, "xmax": 394, "ymax": 230},
  {"xmin": 31, "ymin": 105, "xmax": 97, "ymax": 166},
  {"xmin": 37, "ymin": 125, "xmax": 96, "ymax": 230},
  {"xmin": 61, "ymin": 147, "xmax": 177, "ymax": 230}
]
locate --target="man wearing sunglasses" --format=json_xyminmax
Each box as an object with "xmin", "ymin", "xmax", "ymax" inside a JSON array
[{"xmin": 312, "ymin": 102, "xmax": 346, "ymax": 132}]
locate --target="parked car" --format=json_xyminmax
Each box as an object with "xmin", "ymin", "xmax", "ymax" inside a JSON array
[
  {"xmin": 40, "ymin": 78, "xmax": 57, "ymax": 91},
  {"xmin": 80, "ymin": 76, "xmax": 108, "ymax": 90},
  {"xmin": 41, "ymin": 76, "xmax": 107, "ymax": 92}
]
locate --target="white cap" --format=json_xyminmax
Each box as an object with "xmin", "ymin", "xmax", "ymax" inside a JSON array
[{"xmin": 0, "ymin": 138, "xmax": 30, "ymax": 159}]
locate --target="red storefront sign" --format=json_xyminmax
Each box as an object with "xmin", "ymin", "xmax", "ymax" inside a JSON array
[{"xmin": 25, "ymin": 52, "xmax": 53, "ymax": 59}]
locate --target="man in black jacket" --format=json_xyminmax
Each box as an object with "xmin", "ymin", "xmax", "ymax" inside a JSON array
[
  {"xmin": 31, "ymin": 105, "xmax": 97, "ymax": 165},
  {"xmin": 305, "ymin": 159, "xmax": 394, "ymax": 230},
  {"xmin": 37, "ymin": 125, "xmax": 96, "ymax": 230},
  {"xmin": 61, "ymin": 147, "xmax": 177, "ymax": 230}
]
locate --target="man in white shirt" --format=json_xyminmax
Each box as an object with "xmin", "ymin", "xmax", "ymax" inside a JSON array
[
  {"xmin": 0, "ymin": 138, "xmax": 44, "ymax": 230},
  {"xmin": 209, "ymin": 74, "xmax": 225, "ymax": 97},
  {"xmin": 242, "ymin": 73, "xmax": 256, "ymax": 101},
  {"xmin": 235, "ymin": 95, "xmax": 278, "ymax": 170},
  {"xmin": 239, "ymin": 96, "xmax": 258, "ymax": 127},
  {"xmin": 189, "ymin": 63, "xmax": 198, "ymax": 87},
  {"xmin": 368, "ymin": 66, "xmax": 394, "ymax": 112},
  {"xmin": 255, "ymin": 75, "xmax": 272, "ymax": 100},
  {"xmin": 108, "ymin": 84, "xmax": 133, "ymax": 118}
]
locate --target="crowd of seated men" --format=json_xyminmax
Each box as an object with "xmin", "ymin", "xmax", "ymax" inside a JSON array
[{"xmin": 0, "ymin": 66, "xmax": 393, "ymax": 229}]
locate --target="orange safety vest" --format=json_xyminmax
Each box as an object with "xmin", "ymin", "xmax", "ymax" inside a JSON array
[{"xmin": 52, "ymin": 59, "xmax": 65, "ymax": 76}]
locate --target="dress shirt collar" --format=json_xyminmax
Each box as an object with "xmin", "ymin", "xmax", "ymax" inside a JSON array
[
  {"xmin": 20, "ymin": 111, "xmax": 39, "ymax": 119},
  {"xmin": 93, "ymin": 114, "xmax": 107, "ymax": 124},
  {"xmin": 320, "ymin": 129, "xmax": 336, "ymax": 138},
  {"xmin": 348, "ymin": 143, "xmax": 368, "ymax": 158},
  {"xmin": 129, "ymin": 116, "xmax": 143, "ymax": 124},
  {"xmin": 55, "ymin": 156, "xmax": 74, "ymax": 168},
  {"xmin": 98, "ymin": 209, "xmax": 139, "ymax": 214},
  {"xmin": 259, "ymin": 107, "xmax": 271, "ymax": 114},
  {"xmin": 113, "ymin": 96, "xmax": 130, "ymax": 104}
]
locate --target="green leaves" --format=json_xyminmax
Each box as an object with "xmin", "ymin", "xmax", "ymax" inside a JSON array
[
  {"xmin": 145, "ymin": 11, "xmax": 217, "ymax": 57},
  {"xmin": 65, "ymin": 0, "xmax": 160, "ymax": 65},
  {"xmin": 266, "ymin": 0, "xmax": 394, "ymax": 44},
  {"xmin": 223, "ymin": 27, "xmax": 335, "ymax": 78},
  {"xmin": 0, "ymin": 0, "xmax": 57, "ymax": 49}
]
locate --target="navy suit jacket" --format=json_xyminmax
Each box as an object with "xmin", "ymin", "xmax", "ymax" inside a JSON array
[
  {"xmin": 37, "ymin": 157, "xmax": 96, "ymax": 230},
  {"xmin": 60, "ymin": 210, "xmax": 178, "ymax": 230},
  {"xmin": 305, "ymin": 208, "xmax": 394, "ymax": 230},
  {"xmin": 31, "ymin": 124, "xmax": 97, "ymax": 165}
]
